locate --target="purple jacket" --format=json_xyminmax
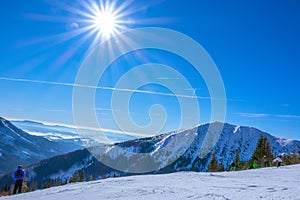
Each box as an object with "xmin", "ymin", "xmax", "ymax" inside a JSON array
[{"xmin": 13, "ymin": 169, "xmax": 25, "ymax": 181}]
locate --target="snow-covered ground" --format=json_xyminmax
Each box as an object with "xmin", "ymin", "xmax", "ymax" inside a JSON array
[{"xmin": 3, "ymin": 164, "xmax": 300, "ymax": 200}]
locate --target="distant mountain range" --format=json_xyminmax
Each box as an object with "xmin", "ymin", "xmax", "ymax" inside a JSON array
[
  {"xmin": 0, "ymin": 117, "xmax": 137, "ymax": 176},
  {"xmin": 11, "ymin": 119, "xmax": 137, "ymax": 146},
  {"xmin": 0, "ymin": 117, "xmax": 82, "ymax": 175},
  {"xmin": 1, "ymin": 120, "xmax": 299, "ymax": 187}
]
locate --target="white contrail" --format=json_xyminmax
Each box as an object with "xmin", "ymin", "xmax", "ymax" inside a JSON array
[{"xmin": 0, "ymin": 77, "xmax": 212, "ymax": 100}]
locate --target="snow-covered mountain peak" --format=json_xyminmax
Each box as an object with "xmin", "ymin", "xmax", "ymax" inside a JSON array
[
  {"xmin": 0, "ymin": 117, "xmax": 16, "ymax": 130},
  {"xmin": 276, "ymin": 138, "xmax": 295, "ymax": 146}
]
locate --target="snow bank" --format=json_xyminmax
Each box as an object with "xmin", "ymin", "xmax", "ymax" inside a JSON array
[{"xmin": 3, "ymin": 164, "xmax": 300, "ymax": 200}]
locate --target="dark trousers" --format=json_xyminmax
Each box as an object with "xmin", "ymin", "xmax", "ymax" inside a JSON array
[
  {"xmin": 264, "ymin": 162, "xmax": 269, "ymax": 167},
  {"xmin": 13, "ymin": 180, "xmax": 23, "ymax": 194},
  {"xmin": 277, "ymin": 162, "xmax": 282, "ymax": 167}
]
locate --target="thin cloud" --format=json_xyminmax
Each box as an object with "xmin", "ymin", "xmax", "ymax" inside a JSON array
[
  {"xmin": 95, "ymin": 107, "xmax": 166, "ymax": 119},
  {"xmin": 274, "ymin": 114, "xmax": 300, "ymax": 119},
  {"xmin": 95, "ymin": 108, "xmax": 113, "ymax": 111},
  {"xmin": 156, "ymin": 77, "xmax": 184, "ymax": 80},
  {"xmin": 237, "ymin": 112, "xmax": 300, "ymax": 120},
  {"xmin": 45, "ymin": 109, "xmax": 69, "ymax": 112},
  {"xmin": 184, "ymin": 88, "xmax": 203, "ymax": 91},
  {"xmin": 237, "ymin": 112, "xmax": 270, "ymax": 118},
  {"xmin": 281, "ymin": 104, "xmax": 290, "ymax": 107}
]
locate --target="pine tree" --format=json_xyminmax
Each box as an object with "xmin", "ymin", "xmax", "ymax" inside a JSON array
[
  {"xmin": 29, "ymin": 181, "xmax": 37, "ymax": 191},
  {"xmin": 44, "ymin": 179, "xmax": 52, "ymax": 189},
  {"xmin": 208, "ymin": 151, "xmax": 222, "ymax": 172},
  {"xmin": 22, "ymin": 177, "xmax": 29, "ymax": 193},
  {"xmin": 251, "ymin": 134, "xmax": 273, "ymax": 167},
  {"xmin": 242, "ymin": 161, "xmax": 251, "ymax": 170},
  {"xmin": 1, "ymin": 184, "xmax": 9, "ymax": 193},
  {"xmin": 102, "ymin": 174, "xmax": 107, "ymax": 179},
  {"xmin": 70, "ymin": 171, "xmax": 79, "ymax": 183},
  {"xmin": 251, "ymin": 135, "xmax": 264, "ymax": 162},
  {"xmin": 79, "ymin": 170, "xmax": 85, "ymax": 182},
  {"xmin": 61, "ymin": 179, "xmax": 68, "ymax": 185},
  {"xmin": 264, "ymin": 139, "xmax": 273, "ymax": 165},
  {"xmin": 9, "ymin": 184, "xmax": 14, "ymax": 195},
  {"xmin": 53, "ymin": 178, "xmax": 59, "ymax": 187},
  {"xmin": 88, "ymin": 175, "xmax": 93, "ymax": 182},
  {"xmin": 282, "ymin": 154, "xmax": 291, "ymax": 165},
  {"xmin": 234, "ymin": 150, "xmax": 241, "ymax": 170},
  {"xmin": 218, "ymin": 164, "xmax": 225, "ymax": 172},
  {"xmin": 291, "ymin": 149, "xmax": 299, "ymax": 164}
]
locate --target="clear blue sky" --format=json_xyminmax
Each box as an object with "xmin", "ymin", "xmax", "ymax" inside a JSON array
[{"xmin": 0, "ymin": 0, "xmax": 299, "ymax": 140}]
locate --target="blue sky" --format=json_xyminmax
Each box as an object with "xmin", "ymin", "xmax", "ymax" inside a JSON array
[{"xmin": 0, "ymin": 0, "xmax": 299, "ymax": 140}]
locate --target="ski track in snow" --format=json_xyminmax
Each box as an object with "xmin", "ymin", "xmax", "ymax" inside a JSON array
[{"xmin": 3, "ymin": 164, "xmax": 300, "ymax": 200}]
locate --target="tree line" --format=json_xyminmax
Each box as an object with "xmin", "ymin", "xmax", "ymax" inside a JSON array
[
  {"xmin": 1, "ymin": 169, "xmax": 92, "ymax": 195},
  {"xmin": 207, "ymin": 134, "xmax": 300, "ymax": 172},
  {"xmin": 1, "ymin": 168, "xmax": 123, "ymax": 195}
]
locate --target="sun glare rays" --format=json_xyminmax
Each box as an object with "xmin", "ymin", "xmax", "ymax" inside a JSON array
[
  {"xmin": 10, "ymin": 0, "xmax": 132, "ymax": 78},
  {"xmin": 16, "ymin": 0, "xmax": 173, "ymax": 76},
  {"xmin": 22, "ymin": 0, "xmax": 136, "ymax": 59}
]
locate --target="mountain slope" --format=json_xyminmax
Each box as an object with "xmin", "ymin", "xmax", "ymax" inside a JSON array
[
  {"xmin": 0, "ymin": 117, "xmax": 82, "ymax": 175},
  {"xmin": 2, "ymin": 164, "xmax": 300, "ymax": 200},
  {"xmin": 1, "ymin": 122, "xmax": 298, "ymax": 187}
]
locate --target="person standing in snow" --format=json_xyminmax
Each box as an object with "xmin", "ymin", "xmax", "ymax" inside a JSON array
[
  {"xmin": 252, "ymin": 160, "xmax": 259, "ymax": 169},
  {"xmin": 229, "ymin": 162, "xmax": 236, "ymax": 171},
  {"xmin": 263, "ymin": 155, "xmax": 269, "ymax": 167},
  {"xmin": 273, "ymin": 156, "xmax": 282, "ymax": 167},
  {"xmin": 13, "ymin": 165, "xmax": 25, "ymax": 194}
]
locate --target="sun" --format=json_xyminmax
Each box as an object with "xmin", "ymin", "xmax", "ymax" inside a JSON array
[
  {"xmin": 92, "ymin": 9, "xmax": 119, "ymax": 39},
  {"xmin": 25, "ymin": 0, "xmax": 168, "ymax": 58}
]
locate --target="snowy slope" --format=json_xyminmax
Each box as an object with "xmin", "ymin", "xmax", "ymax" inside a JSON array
[
  {"xmin": 3, "ymin": 164, "xmax": 300, "ymax": 200},
  {"xmin": 1, "ymin": 122, "xmax": 298, "ymax": 188}
]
